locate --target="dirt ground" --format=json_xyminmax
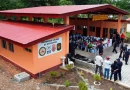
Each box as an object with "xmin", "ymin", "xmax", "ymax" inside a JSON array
[
  {"xmin": 0, "ymin": 57, "xmax": 80, "ymax": 90},
  {"xmin": 1, "ymin": 56, "xmax": 130, "ymax": 90}
]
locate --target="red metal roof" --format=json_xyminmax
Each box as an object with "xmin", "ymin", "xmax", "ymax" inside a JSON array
[
  {"xmin": 0, "ymin": 4, "xmax": 129, "ymax": 17},
  {"xmin": 0, "ymin": 21, "xmax": 73, "ymax": 47}
]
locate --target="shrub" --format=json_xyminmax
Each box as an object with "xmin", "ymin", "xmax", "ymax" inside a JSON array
[
  {"xmin": 80, "ymin": 71, "xmax": 84, "ymax": 76},
  {"xmin": 49, "ymin": 71, "xmax": 58, "ymax": 77},
  {"xmin": 66, "ymin": 64, "xmax": 73, "ymax": 70},
  {"xmin": 78, "ymin": 81, "xmax": 88, "ymax": 90},
  {"xmin": 45, "ymin": 78, "xmax": 50, "ymax": 83},
  {"xmin": 64, "ymin": 80, "xmax": 70, "ymax": 87},
  {"xmin": 93, "ymin": 74, "xmax": 101, "ymax": 81}
]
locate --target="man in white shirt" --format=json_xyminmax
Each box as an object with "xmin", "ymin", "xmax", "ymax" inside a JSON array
[
  {"xmin": 95, "ymin": 53, "xmax": 103, "ymax": 76},
  {"xmin": 103, "ymin": 56, "xmax": 111, "ymax": 79}
]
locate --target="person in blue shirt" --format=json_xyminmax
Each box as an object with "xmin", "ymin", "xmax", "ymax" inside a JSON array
[{"xmin": 124, "ymin": 49, "xmax": 130, "ymax": 65}]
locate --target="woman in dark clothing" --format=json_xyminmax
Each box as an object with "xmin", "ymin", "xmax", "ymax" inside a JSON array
[{"xmin": 110, "ymin": 61, "xmax": 119, "ymax": 81}]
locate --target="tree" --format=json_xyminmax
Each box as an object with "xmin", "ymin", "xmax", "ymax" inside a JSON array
[{"xmin": 59, "ymin": 0, "xmax": 73, "ymax": 5}]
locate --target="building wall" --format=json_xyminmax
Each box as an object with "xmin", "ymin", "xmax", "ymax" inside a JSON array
[
  {"xmin": 127, "ymin": 23, "xmax": 130, "ymax": 32},
  {"xmin": 32, "ymin": 31, "xmax": 69, "ymax": 74},
  {"xmin": 70, "ymin": 18, "xmax": 124, "ymax": 38},
  {"xmin": 0, "ymin": 31, "xmax": 69, "ymax": 75},
  {"xmin": 0, "ymin": 40, "xmax": 34, "ymax": 73}
]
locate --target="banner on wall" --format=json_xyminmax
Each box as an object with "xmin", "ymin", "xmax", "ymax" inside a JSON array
[
  {"xmin": 38, "ymin": 37, "xmax": 62, "ymax": 58},
  {"xmin": 92, "ymin": 14, "xmax": 108, "ymax": 21}
]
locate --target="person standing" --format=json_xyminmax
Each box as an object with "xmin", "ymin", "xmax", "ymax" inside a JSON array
[
  {"xmin": 98, "ymin": 42, "xmax": 104, "ymax": 55},
  {"xmin": 120, "ymin": 33, "xmax": 125, "ymax": 43},
  {"xmin": 122, "ymin": 45, "xmax": 128, "ymax": 60},
  {"xmin": 124, "ymin": 49, "xmax": 130, "ymax": 65},
  {"xmin": 95, "ymin": 53, "xmax": 103, "ymax": 76},
  {"xmin": 112, "ymin": 32, "xmax": 116, "ymax": 46},
  {"xmin": 103, "ymin": 56, "xmax": 111, "ymax": 79},
  {"xmin": 70, "ymin": 39, "xmax": 76, "ymax": 57},
  {"xmin": 116, "ymin": 58, "xmax": 123, "ymax": 81},
  {"xmin": 116, "ymin": 33, "xmax": 121, "ymax": 47},
  {"xmin": 112, "ymin": 41, "xmax": 117, "ymax": 53},
  {"xmin": 119, "ymin": 42, "xmax": 124, "ymax": 58},
  {"xmin": 110, "ymin": 61, "xmax": 119, "ymax": 82}
]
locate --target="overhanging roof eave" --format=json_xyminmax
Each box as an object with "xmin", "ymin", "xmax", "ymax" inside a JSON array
[{"xmin": 0, "ymin": 4, "xmax": 129, "ymax": 18}]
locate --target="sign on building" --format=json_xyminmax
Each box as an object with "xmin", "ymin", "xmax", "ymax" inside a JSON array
[
  {"xmin": 38, "ymin": 37, "xmax": 62, "ymax": 58},
  {"xmin": 92, "ymin": 14, "xmax": 108, "ymax": 21}
]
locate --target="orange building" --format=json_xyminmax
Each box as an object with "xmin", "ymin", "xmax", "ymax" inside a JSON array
[{"xmin": 0, "ymin": 4, "xmax": 129, "ymax": 77}]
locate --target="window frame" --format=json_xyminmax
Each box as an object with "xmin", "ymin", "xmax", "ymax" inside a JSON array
[
  {"xmin": 25, "ymin": 48, "xmax": 32, "ymax": 53},
  {"xmin": 89, "ymin": 26, "xmax": 95, "ymax": 32},
  {"xmin": 8, "ymin": 42, "xmax": 14, "ymax": 52},
  {"xmin": 1, "ymin": 40, "xmax": 7, "ymax": 49}
]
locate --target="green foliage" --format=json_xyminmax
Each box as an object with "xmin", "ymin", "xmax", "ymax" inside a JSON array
[
  {"xmin": 48, "ymin": 18, "xmax": 63, "ymax": 24},
  {"xmin": 64, "ymin": 80, "xmax": 70, "ymax": 87},
  {"xmin": 126, "ymin": 32, "xmax": 130, "ymax": 38},
  {"xmin": 65, "ymin": 64, "xmax": 73, "ymax": 70},
  {"xmin": 49, "ymin": 71, "xmax": 58, "ymax": 77},
  {"xmin": 78, "ymin": 81, "xmax": 88, "ymax": 90},
  {"xmin": 0, "ymin": 0, "xmax": 130, "ymax": 13},
  {"xmin": 59, "ymin": 0, "xmax": 73, "ymax": 5},
  {"xmin": 93, "ymin": 74, "xmax": 101, "ymax": 81}
]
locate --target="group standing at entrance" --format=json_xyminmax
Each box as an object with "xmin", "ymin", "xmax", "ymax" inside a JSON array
[
  {"xmin": 95, "ymin": 31, "xmax": 130, "ymax": 82},
  {"xmin": 95, "ymin": 54, "xmax": 124, "ymax": 82},
  {"xmin": 69, "ymin": 33, "xmax": 111, "ymax": 56}
]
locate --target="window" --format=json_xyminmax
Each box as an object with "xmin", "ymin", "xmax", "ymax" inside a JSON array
[
  {"xmin": 109, "ymin": 28, "xmax": 117, "ymax": 34},
  {"xmin": 25, "ymin": 48, "xmax": 32, "ymax": 53},
  {"xmin": 8, "ymin": 42, "xmax": 14, "ymax": 52},
  {"xmin": 89, "ymin": 26, "xmax": 95, "ymax": 32},
  {"xmin": 1, "ymin": 40, "xmax": 7, "ymax": 49},
  {"xmin": 77, "ymin": 26, "xmax": 82, "ymax": 30}
]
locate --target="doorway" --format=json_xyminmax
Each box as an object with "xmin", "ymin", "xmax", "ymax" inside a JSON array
[
  {"xmin": 96, "ymin": 27, "xmax": 101, "ymax": 37},
  {"xmin": 83, "ymin": 27, "xmax": 87, "ymax": 36},
  {"xmin": 103, "ymin": 28, "xmax": 108, "ymax": 38}
]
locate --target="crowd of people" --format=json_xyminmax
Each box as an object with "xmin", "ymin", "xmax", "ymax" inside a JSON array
[
  {"xmin": 95, "ymin": 31, "xmax": 130, "ymax": 82},
  {"xmin": 69, "ymin": 33, "xmax": 112, "ymax": 56},
  {"xmin": 69, "ymin": 31, "xmax": 129, "ymax": 82}
]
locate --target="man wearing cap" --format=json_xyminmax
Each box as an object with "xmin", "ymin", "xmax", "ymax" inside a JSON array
[
  {"xmin": 95, "ymin": 53, "xmax": 103, "ymax": 76},
  {"xmin": 117, "ymin": 58, "xmax": 123, "ymax": 81},
  {"xmin": 124, "ymin": 49, "xmax": 130, "ymax": 65},
  {"xmin": 103, "ymin": 56, "xmax": 111, "ymax": 79}
]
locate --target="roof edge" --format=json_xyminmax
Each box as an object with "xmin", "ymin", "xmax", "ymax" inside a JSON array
[{"xmin": 0, "ymin": 25, "xmax": 74, "ymax": 48}]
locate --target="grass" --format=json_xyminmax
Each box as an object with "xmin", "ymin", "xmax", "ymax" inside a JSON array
[{"xmin": 126, "ymin": 32, "xmax": 130, "ymax": 38}]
